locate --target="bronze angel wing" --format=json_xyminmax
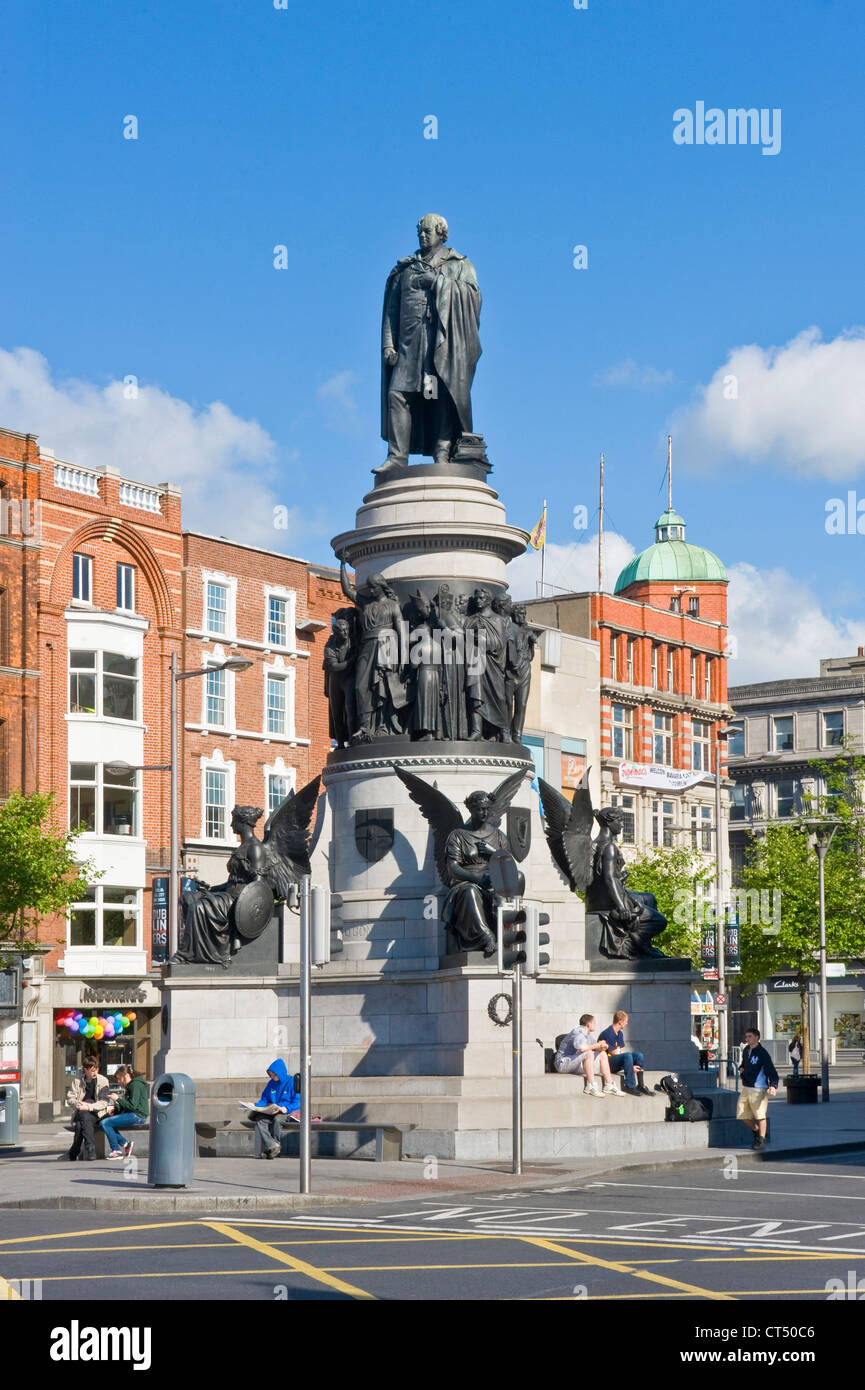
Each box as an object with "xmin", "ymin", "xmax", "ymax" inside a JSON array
[
  {"xmin": 393, "ymin": 764, "xmax": 462, "ymax": 888},
  {"xmin": 486, "ymin": 768, "xmax": 531, "ymax": 827},
  {"xmin": 538, "ymin": 773, "xmax": 594, "ymax": 893},
  {"xmin": 261, "ymin": 775, "xmax": 321, "ymax": 900}
]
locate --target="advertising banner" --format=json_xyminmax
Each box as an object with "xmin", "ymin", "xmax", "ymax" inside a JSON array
[{"xmin": 617, "ymin": 762, "xmax": 709, "ymax": 792}]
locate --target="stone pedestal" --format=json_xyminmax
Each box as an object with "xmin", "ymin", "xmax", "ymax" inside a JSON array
[{"xmin": 154, "ymin": 459, "xmax": 710, "ymax": 1158}]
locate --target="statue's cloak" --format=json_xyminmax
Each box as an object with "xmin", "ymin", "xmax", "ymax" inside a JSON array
[{"xmin": 381, "ymin": 246, "xmax": 482, "ymax": 455}]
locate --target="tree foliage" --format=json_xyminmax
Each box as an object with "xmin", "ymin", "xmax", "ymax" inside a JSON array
[
  {"xmin": 625, "ymin": 844, "xmax": 716, "ymax": 967},
  {"xmin": 0, "ymin": 792, "xmax": 99, "ymax": 958}
]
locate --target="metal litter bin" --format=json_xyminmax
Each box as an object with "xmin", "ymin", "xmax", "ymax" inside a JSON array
[
  {"xmin": 147, "ymin": 1073, "xmax": 195, "ymax": 1187},
  {"xmin": 0, "ymin": 1086, "xmax": 19, "ymax": 1145},
  {"xmin": 785, "ymin": 1075, "xmax": 819, "ymax": 1105}
]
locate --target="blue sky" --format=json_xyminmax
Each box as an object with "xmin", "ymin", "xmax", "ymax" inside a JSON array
[{"xmin": 2, "ymin": 0, "xmax": 864, "ymax": 679}]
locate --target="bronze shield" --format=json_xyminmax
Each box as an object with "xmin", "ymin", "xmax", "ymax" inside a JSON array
[
  {"xmin": 355, "ymin": 809, "xmax": 395, "ymax": 864},
  {"xmin": 232, "ymin": 880, "xmax": 275, "ymax": 940},
  {"xmin": 507, "ymin": 806, "xmax": 532, "ymax": 862}
]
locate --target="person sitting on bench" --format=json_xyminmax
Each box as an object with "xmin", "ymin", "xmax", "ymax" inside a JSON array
[
  {"xmin": 101, "ymin": 1065, "xmax": 149, "ymax": 1158},
  {"xmin": 251, "ymin": 1059, "xmax": 300, "ymax": 1159},
  {"xmin": 598, "ymin": 1011, "xmax": 652, "ymax": 1096},
  {"xmin": 65, "ymin": 1056, "xmax": 111, "ymax": 1161},
  {"xmin": 554, "ymin": 1014, "xmax": 622, "ymax": 1098}
]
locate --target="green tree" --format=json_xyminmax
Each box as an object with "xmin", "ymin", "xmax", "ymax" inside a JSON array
[
  {"xmin": 738, "ymin": 742, "xmax": 865, "ymax": 1072},
  {"xmin": 0, "ymin": 792, "xmax": 99, "ymax": 960},
  {"xmin": 625, "ymin": 844, "xmax": 716, "ymax": 967}
]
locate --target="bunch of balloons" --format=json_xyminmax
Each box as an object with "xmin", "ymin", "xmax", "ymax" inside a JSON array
[{"xmin": 56, "ymin": 1010, "xmax": 136, "ymax": 1042}]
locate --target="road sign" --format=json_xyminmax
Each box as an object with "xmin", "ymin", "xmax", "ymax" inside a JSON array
[{"xmin": 714, "ymin": 993, "xmax": 727, "ymax": 1008}]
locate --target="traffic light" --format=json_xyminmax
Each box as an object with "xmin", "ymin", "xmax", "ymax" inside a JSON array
[
  {"xmin": 310, "ymin": 885, "xmax": 331, "ymax": 965},
  {"xmin": 524, "ymin": 903, "xmax": 551, "ymax": 977},
  {"xmin": 497, "ymin": 904, "xmax": 527, "ymax": 973}
]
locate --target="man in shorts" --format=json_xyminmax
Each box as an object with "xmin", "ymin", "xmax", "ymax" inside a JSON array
[
  {"xmin": 737, "ymin": 1027, "xmax": 779, "ymax": 1149},
  {"xmin": 554, "ymin": 1013, "xmax": 623, "ymax": 1099}
]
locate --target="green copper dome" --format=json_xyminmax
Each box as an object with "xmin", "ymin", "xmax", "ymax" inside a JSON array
[{"xmin": 614, "ymin": 510, "xmax": 728, "ymax": 592}]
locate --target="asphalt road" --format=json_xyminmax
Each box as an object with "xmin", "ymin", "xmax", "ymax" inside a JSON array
[{"xmin": 2, "ymin": 1150, "xmax": 865, "ymax": 1304}]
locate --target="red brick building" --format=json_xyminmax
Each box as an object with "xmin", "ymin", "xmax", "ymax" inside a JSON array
[
  {"xmin": 180, "ymin": 533, "xmax": 341, "ymax": 884},
  {"xmin": 527, "ymin": 506, "xmax": 732, "ymax": 860},
  {"xmin": 0, "ymin": 429, "xmax": 41, "ymax": 797},
  {"xmin": 0, "ymin": 425, "xmax": 342, "ymax": 1116}
]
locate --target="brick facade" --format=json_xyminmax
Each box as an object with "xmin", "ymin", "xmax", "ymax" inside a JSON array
[
  {"xmin": 180, "ymin": 533, "xmax": 341, "ymax": 876},
  {"xmin": 0, "ymin": 429, "xmax": 40, "ymax": 797}
]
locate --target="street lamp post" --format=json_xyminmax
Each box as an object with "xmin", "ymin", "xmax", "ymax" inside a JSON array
[
  {"xmin": 714, "ymin": 729, "xmax": 730, "ymax": 1087},
  {"xmin": 803, "ymin": 819, "xmax": 841, "ymax": 1104},
  {"xmin": 168, "ymin": 654, "xmax": 253, "ymax": 958}
]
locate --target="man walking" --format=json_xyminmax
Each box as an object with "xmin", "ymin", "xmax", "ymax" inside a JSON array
[
  {"xmin": 737, "ymin": 1027, "xmax": 779, "ymax": 1150},
  {"xmin": 598, "ymin": 1010, "xmax": 653, "ymax": 1096}
]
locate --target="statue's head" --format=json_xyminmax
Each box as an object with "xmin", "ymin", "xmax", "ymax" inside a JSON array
[
  {"xmin": 232, "ymin": 805, "xmax": 264, "ymax": 833},
  {"xmin": 417, "ymin": 213, "xmax": 448, "ymax": 252},
  {"xmin": 332, "ymin": 617, "xmax": 350, "ymax": 640},
  {"xmin": 491, "ymin": 594, "xmax": 512, "ymax": 616},
  {"xmin": 595, "ymin": 807, "xmax": 623, "ymax": 835},
  {"xmin": 465, "ymin": 790, "xmax": 493, "ymax": 824},
  {"xmin": 437, "ymin": 584, "xmax": 454, "ymax": 612},
  {"xmin": 363, "ymin": 572, "xmax": 396, "ymax": 600},
  {"xmin": 512, "ymin": 603, "xmax": 527, "ymax": 624},
  {"xmin": 473, "ymin": 587, "xmax": 492, "ymax": 612}
]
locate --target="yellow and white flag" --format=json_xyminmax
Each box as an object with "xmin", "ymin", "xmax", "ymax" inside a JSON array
[{"xmin": 527, "ymin": 505, "xmax": 547, "ymax": 550}]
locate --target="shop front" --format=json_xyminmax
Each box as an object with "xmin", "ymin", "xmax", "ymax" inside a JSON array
[
  {"xmin": 760, "ymin": 972, "xmax": 865, "ymax": 1059},
  {"xmin": 48, "ymin": 977, "xmax": 162, "ymax": 1112}
]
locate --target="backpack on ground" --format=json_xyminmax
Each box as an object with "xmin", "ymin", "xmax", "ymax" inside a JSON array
[{"xmin": 657, "ymin": 1072, "xmax": 712, "ymax": 1122}]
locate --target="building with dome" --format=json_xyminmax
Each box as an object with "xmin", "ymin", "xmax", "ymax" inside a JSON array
[{"xmin": 525, "ymin": 501, "xmax": 733, "ymax": 886}]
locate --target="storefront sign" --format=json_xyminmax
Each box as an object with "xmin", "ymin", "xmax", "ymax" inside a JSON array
[
  {"xmin": 617, "ymin": 762, "xmax": 708, "ymax": 792},
  {"xmin": 769, "ymin": 977, "xmax": 800, "ymax": 992},
  {"xmin": 80, "ymin": 986, "xmax": 147, "ymax": 1005}
]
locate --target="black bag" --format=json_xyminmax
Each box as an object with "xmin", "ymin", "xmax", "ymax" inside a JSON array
[{"xmin": 658, "ymin": 1072, "xmax": 712, "ymax": 1122}]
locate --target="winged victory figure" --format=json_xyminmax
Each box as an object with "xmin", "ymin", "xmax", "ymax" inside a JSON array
[
  {"xmin": 172, "ymin": 776, "xmax": 321, "ymax": 968},
  {"xmin": 537, "ymin": 774, "xmax": 667, "ymax": 960},
  {"xmin": 394, "ymin": 764, "xmax": 528, "ymax": 957}
]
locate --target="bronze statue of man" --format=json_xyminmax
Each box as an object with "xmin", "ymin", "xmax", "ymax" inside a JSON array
[{"xmin": 377, "ymin": 213, "xmax": 482, "ymax": 474}]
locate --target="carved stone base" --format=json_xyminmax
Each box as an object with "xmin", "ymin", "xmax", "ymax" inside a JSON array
[{"xmin": 162, "ymin": 918, "xmax": 280, "ymax": 978}]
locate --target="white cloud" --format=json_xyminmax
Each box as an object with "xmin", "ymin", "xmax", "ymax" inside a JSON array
[
  {"xmin": 0, "ymin": 346, "xmax": 319, "ymax": 547},
  {"xmin": 674, "ymin": 327, "xmax": 865, "ymax": 477},
  {"xmin": 316, "ymin": 369, "xmax": 363, "ymax": 435},
  {"xmin": 595, "ymin": 359, "xmax": 676, "ymax": 390},
  {"xmin": 727, "ymin": 561, "xmax": 865, "ymax": 685},
  {"xmin": 507, "ymin": 532, "xmax": 637, "ymax": 599}
]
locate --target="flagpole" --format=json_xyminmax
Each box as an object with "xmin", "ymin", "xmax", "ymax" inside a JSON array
[
  {"xmin": 540, "ymin": 498, "xmax": 547, "ymax": 596},
  {"xmin": 598, "ymin": 453, "xmax": 604, "ymax": 591},
  {"xmin": 668, "ymin": 435, "xmax": 672, "ymax": 510}
]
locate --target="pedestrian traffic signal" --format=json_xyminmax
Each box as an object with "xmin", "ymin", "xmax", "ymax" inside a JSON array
[
  {"xmin": 524, "ymin": 903, "xmax": 551, "ymax": 976},
  {"xmin": 310, "ymin": 885, "xmax": 331, "ymax": 965},
  {"xmin": 497, "ymin": 905, "xmax": 527, "ymax": 973}
]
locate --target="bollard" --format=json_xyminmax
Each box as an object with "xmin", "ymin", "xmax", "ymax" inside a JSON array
[
  {"xmin": 147, "ymin": 1073, "xmax": 195, "ymax": 1187},
  {"xmin": 0, "ymin": 1086, "xmax": 19, "ymax": 1145}
]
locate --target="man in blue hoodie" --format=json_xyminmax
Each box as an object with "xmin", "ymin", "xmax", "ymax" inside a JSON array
[
  {"xmin": 251, "ymin": 1060, "xmax": 301, "ymax": 1159},
  {"xmin": 737, "ymin": 1028, "xmax": 779, "ymax": 1150}
]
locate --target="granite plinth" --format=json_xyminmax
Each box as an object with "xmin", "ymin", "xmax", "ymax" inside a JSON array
[{"xmin": 162, "ymin": 920, "xmax": 279, "ymax": 978}]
